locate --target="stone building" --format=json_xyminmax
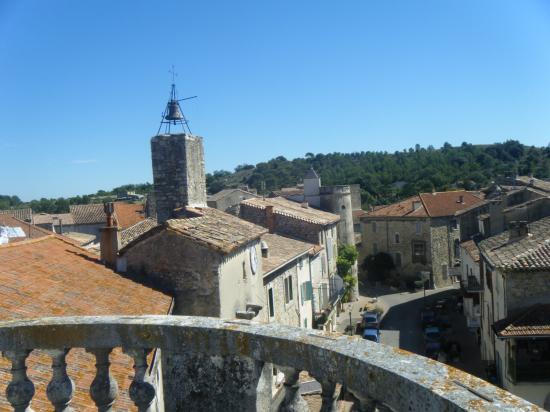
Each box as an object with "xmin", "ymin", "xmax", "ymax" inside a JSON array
[
  {"xmin": 0, "ymin": 230, "xmax": 172, "ymax": 410},
  {"xmin": 271, "ymin": 169, "xmax": 361, "ymax": 299},
  {"xmin": 360, "ymin": 190, "xmax": 486, "ymax": 287},
  {"xmin": 207, "ymin": 187, "xmax": 259, "ymax": 215},
  {"xmin": 261, "ymin": 233, "xmax": 315, "ymax": 329},
  {"xmin": 478, "ymin": 217, "xmax": 550, "ymax": 408},
  {"xmin": 459, "ymin": 239, "xmax": 482, "ymax": 329},
  {"xmin": 239, "ymin": 196, "xmax": 341, "ymax": 328}
]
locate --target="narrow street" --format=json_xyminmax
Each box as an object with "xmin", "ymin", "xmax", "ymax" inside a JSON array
[{"xmin": 336, "ymin": 285, "xmax": 485, "ymax": 378}]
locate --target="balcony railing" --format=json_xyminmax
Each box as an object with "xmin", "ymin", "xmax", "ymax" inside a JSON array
[{"xmin": 0, "ymin": 315, "xmax": 540, "ymax": 411}]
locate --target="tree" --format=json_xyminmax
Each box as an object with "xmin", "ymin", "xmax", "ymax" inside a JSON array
[
  {"xmin": 361, "ymin": 252, "xmax": 395, "ymax": 283},
  {"xmin": 337, "ymin": 244, "xmax": 358, "ymax": 302}
]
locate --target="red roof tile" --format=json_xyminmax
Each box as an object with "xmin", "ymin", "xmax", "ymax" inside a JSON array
[
  {"xmin": 494, "ymin": 304, "xmax": 550, "ymax": 338},
  {"xmin": 365, "ymin": 196, "xmax": 428, "ymax": 218},
  {"xmin": 0, "ymin": 236, "xmax": 172, "ymax": 410},
  {"xmin": 0, "ymin": 215, "xmax": 51, "ymax": 243},
  {"xmin": 419, "ymin": 191, "xmax": 484, "ymax": 217},
  {"xmin": 113, "ymin": 202, "xmax": 146, "ymax": 229}
]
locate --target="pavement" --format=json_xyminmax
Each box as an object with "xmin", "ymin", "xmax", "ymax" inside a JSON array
[{"xmin": 335, "ymin": 284, "xmax": 485, "ymax": 379}]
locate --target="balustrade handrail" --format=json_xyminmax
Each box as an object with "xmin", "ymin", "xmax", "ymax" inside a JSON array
[{"xmin": 0, "ymin": 315, "xmax": 540, "ymax": 411}]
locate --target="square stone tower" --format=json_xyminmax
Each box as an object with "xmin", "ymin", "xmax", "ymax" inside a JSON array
[{"xmin": 151, "ymin": 133, "xmax": 207, "ymax": 223}]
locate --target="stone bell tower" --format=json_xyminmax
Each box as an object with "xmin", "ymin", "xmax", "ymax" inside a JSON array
[{"xmin": 151, "ymin": 79, "xmax": 207, "ymax": 223}]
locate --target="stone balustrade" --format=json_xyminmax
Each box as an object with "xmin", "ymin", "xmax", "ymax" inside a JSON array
[{"xmin": 0, "ymin": 315, "xmax": 540, "ymax": 411}]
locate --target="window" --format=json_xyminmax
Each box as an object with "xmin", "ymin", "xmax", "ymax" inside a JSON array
[
  {"xmin": 372, "ymin": 222, "xmax": 377, "ymax": 233},
  {"xmin": 300, "ymin": 281, "xmax": 313, "ymax": 305},
  {"xmin": 415, "ymin": 222, "xmax": 422, "ymax": 234},
  {"xmin": 442, "ymin": 264, "xmax": 448, "ymax": 279},
  {"xmin": 373, "ymin": 242, "xmax": 378, "ymax": 254},
  {"xmin": 451, "ymin": 219, "xmax": 458, "ymax": 230},
  {"xmin": 284, "ymin": 276, "xmax": 293, "ymax": 304},
  {"xmin": 304, "ymin": 319, "xmax": 308, "ymax": 328},
  {"xmin": 394, "ymin": 252, "xmax": 402, "ymax": 268},
  {"xmin": 354, "ymin": 223, "xmax": 361, "ymax": 232},
  {"xmin": 268, "ymin": 288, "xmax": 274, "ymax": 318},
  {"xmin": 411, "ymin": 241, "xmax": 426, "ymax": 263},
  {"xmin": 394, "ymin": 233, "xmax": 400, "ymax": 244}
]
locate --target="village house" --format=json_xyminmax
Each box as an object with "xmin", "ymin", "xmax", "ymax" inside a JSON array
[
  {"xmin": 0, "ymin": 227, "xmax": 172, "ymax": 410},
  {"xmin": 459, "ymin": 239, "xmax": 482, "ymax": 329},
  {"xmin": 478, "ymin": 217, "xmax": 550, "ymax": 408},
  {"xmin": 207, "ymin": 187, "xmax": 259, "ymax": 215},
  {"xmin": 261, "ymin": 233, "xmax": 315, "ymax": 329},
  {"xmin": 239, "ymin": 196, "xmax": 341, "ymax": 329},
  {"xmin": 360, "ymin": 190, "xmax": 487, "ymax": 287}
]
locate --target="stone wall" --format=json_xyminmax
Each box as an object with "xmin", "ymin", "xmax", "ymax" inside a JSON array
[
  {"xmin": 505, "ymin": 269, "xmax": 550, "ymax": 314},
  {"xmin": 122, "ymin": 229, "xmax": 222, "ymax": 316},
  {"xmin": 360, "ymin": 217, "xmax": 432, "ymax": 280},
  {"xmin": 429, "ymin": 218, "xmax": 454, "ymax": 287},
  {"xmin": 151, "ymin": 133, "xmax": 207, "ymax": 223},
  {"xmin": 264, "ymin": 264, "xmax": 300, "ymax": 327}
]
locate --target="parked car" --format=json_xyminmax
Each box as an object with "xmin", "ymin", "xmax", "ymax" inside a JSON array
[
  {"xmin": 362, "ymin": 311, "xmax": 380, "ymax": 329},
  {"xmin": 362, "ymin": 328, "xmax": 381, "ymax": 343},
  {"xmin": 425, "ymin": 341, "xmax": 441, "ymax": 360},
  {"xmin": 424, "ymin": 326, "xmax": 442, "ymax": 343},
  {"xmin": 420, "ymin": 309, "xmax": 436, "ymax": 328}
]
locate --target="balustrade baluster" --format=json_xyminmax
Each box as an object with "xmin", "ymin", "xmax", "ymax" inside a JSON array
[
  {"xmin": 320, "ymin": 380, "xmax": 338, "ymax": 412},
  {"xmin": 46, "ymin": 349, "xmax": 74, "ymax": 412},
  {"xmin": 279, "ymin": 367, "xmax": 309, "ymax": 412},
  {"xmin": 124, "ymin": 348, "xmax": 156, "ymax": 412},
  {"xmin": 4, "ymin": 350, "xmax": 35, "ymax": 412},
  {"xmin": 87, "ymin": 348, "xmax": 118, "ymax": 412}
]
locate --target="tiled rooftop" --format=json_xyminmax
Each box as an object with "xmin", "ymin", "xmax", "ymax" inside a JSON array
[
  {"xmin": 261, "ymin": 233, "xmax": 314, "ymax": 275},
  {"xmin": 69, "ymin": 203, "xmax": 105, "ymax": 225},
  {"xmin": 147, "ymin": 207, "xmax": 268, "ymax": 254},
  {"xmin": 479, "ymin": 216, "xmax": 550, "ymax": 271},
  {"xmin": 516, "ymin": 176, "xmax": 550, "ymax": 194},
  {"xmin": 419, "ymin": 191, "xmax": 485, "ymax": 217},
  {"xmin": 365, "ymin": 191, "xmax": 485, "ymax": 218},
  {"xmin": 493, "ymin": 304, "xmax": 550, "ymax": 338},
  {"xmin": 0, "ymin": 235, "xmax": 172, "ymax": 410},
  {"xmin": 120, "ymin": 217, "xmax": 159, "ymax": 247},
  {"xmin": 365, "ymin": 196, "xmax": 428, "ymax": 218},
  {"xmin": 0, "ymin": 215, "xmax": 51, "ymax": 242},
  {"xmin": 460, "ymin": 240, "xmax": 480, "ymax": 262},
  {"xmin": 69, "ymin": 202, "xmax": 145, "ymax": 228},
  {"xmin": 0, "ymin": 207, "xmax": 33, "ymax": 222},
  {"xmin": 207, "ymin": 188, "xmax": 257, "ymax": 202},
  {"xmin": 32, "ymin": 212, "xmax": 75, "ymax": 225},
  {"xmin": 241, "ymin": 197, "xmax": 340, "ymax": 225}
]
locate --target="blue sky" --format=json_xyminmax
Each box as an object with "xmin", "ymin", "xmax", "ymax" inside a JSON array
[{"xmin": 1, "ymin": 1, "xmax": 550, "ymax": 200}]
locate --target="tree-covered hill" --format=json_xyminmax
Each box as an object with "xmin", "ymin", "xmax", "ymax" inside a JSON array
[
  {"xmin": 2, "ymin": 140, "xmax": 549, "ymax": 214},
  {"xmin": 207, "ymin": 140, "xmax": 550, "ymax": 206}
]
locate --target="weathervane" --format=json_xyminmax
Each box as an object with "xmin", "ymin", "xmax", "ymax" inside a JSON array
[{"xmin": 157, "ymin": 65, "xmax": 197, "ymax": 135}]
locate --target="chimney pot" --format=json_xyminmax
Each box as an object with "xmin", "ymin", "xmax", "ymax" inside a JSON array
[
  {"xmin": 509, "ymin": 221, "xmax": 529, "ymax": 241},
  {"xmin": 265, "ymin": 205, "xmax": 275, "ymax": 234},
  {"xmin": 261, "ymin": 240, "xmax": 269, "ymax": 258}
]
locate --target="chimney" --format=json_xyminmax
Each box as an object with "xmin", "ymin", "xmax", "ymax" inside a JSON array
[
  {"xmin": 58, "ymin": 218, "xmax": 63, "ymax": 235},
  {"xmin": 261, "ymin": 240, "xmax": 269, "ymax": 258},
  {"xmin": 457, "ymin": 195, "xmax": 464, "ymax": 204},
  {"xmin": 100, "ymin": 202, "xmax": 121, "ymax": 269},
  {"xmin": 509, "ymin": 221, "xmax": 529, "ymax": 241},
  {"xmin": 265, "ymin": 205, "xmax": 275, "ymax": 234}
]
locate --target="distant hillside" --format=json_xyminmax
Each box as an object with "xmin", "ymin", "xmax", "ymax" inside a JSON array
[
  {"xmin": 206, "ymin": 140, "xmax": 550, "ymax": 206},
  {"xmin": 3, "ymin": 140, "xmax": 549, "ymax": 214}
]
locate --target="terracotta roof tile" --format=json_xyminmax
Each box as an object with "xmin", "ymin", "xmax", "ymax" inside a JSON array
[
  {"xmin": 261, "ymin": 233, "xmax": 314, "ymax": 275},
  {"xmin": 0, "ymin": 215, "xmax": 51, "ymax": 243},
  {"xmin": 419, "ymin": 191, "xmax": 485, "ymax": 217},
  {"xmin": 494, "ymin": 304, "xmax": 550, "ymax": 337},
  {"xmin": 241, "ymin": 197, "xmax": 340, "ymax": 225},
  {"xmin": 0, "ymin": 236, "xmax": 172, "ymax": 410},
  {"xmin": 365, "ymin": 196, "xmax": 428, "ymax": 218},
  {"xmin": 163, "ymin": 207, "xmax": 267, "ymax": 254},
  {"xmin": 479, "ymin": 217, "xmax": 550, "ymax": 271},
  {"xmin": 0, "ymin": 208, "xmax": 32, "ymax": 222},
  {"xmin": 113, "ymin": 202, "xmax": 146, "ymax": 228},
  {"xmin": 32, "ymin": 212, "xmax": 74, "ymax": 225},
  {"xmin": 121, "ymin": 218, "xmax": 159, "ymax": 247},
  {"xmin": 69, "ymin": 204, "xmax": 105, "ymax": 225},
  {"xmin": 460, "ymin": 240, "xmax": 480, "ymax": 262}
]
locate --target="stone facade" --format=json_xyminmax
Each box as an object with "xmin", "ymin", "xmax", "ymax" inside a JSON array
[
  {"xmin": 264, "ymin": 264, "xmax": 301, "ymax": 327},
  {"xmin": 151, "ymin": 133, "xmax": 207, "ymax": 222}
]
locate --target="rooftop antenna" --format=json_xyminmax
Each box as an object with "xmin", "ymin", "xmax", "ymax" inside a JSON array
[{"xmin": 157, "ymin": 65, "xmax": 197, "ymax": 135}]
